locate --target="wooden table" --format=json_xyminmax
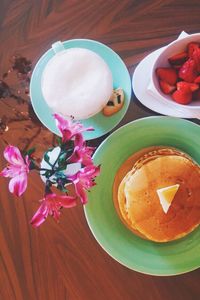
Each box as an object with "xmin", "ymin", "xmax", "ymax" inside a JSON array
[{"xmin": 0, "ymin": 1, "xmax": 200, "ymax": 299}]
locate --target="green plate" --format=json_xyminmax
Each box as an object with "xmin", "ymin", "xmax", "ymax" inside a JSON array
[
  {"xmin": 84, "ymin": 116, "xmax": 200, "ymax": 276},
  {"xmin": 30, "ymin": 39, "xmax": 131, "ymax": 140}
]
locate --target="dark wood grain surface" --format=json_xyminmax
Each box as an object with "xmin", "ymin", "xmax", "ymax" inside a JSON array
[{"xmin": 0, "ymin": 1, "xmax": 200, "ymax": 299}]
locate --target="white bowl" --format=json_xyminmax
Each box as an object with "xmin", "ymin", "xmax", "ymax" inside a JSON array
[{"xmin": 151, "ymin": 33, "xmax": 200, "ymax": 110}]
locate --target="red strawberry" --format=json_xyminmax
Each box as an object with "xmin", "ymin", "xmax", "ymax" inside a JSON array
[
  {"xmin": 172, "ymin": 89, "xmax": 192, "ymax": 104},
  {"xmin": 177, "ymin": 81, "xmax": 199, "ymax": 92},
  {"xmin": 192, "ymin": 48, "xmax": 200, "ymax": 72},
  {"xmin": 159, "ymin": 80, "xmax": 176, "ymax": 94},
  {"xmin": 187, "ymin": 42, "xmax": 200, "ymax": 57},
  {"xmin": 156, "ymin": 68, "xmax": 177, "ymax": 85},
  {"xmin": 194, "ymin": 75, "xmax": 200, "ymax": 83},
  {"xmin": 179, "ymin": 59, "xmax": 198, "ymax": 82},
  {"xmin": 168, "ymin": 52, "xmax": 188, "ymax": 65}
]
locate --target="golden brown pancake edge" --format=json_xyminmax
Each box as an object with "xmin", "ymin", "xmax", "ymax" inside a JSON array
[{"xmin": 113, "ymin": 146, "xmax": 200, "ymax": 243}]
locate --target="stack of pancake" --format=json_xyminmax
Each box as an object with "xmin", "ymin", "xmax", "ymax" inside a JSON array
[{"xmin": 113, "ymin": 147, "xmax": 200, "ymax": 242}]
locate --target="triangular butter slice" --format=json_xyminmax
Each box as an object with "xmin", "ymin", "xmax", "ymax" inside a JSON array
[{"xmin": 157, "ymin": 184, "xmax": 180, "ymax": 214}]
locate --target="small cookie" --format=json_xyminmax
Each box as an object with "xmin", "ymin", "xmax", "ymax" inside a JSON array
[{"xmin": 103, "ymin": 88, "xmax": 124, "ymax": 116}]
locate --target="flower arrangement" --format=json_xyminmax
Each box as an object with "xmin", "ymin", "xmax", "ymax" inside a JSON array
[{"xmin": 0, "ymin": 113, "xmax": 100, "ymax": 227}]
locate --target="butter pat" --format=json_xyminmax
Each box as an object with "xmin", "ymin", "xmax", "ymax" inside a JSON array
[{"xmin": 157, "ymin": 184, "xmax": 180, "ymax": 213}]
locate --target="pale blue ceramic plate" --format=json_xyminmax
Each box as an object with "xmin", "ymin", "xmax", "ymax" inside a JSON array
[{"xmin": 30, "ymin": 39, "xmax": 132, "ymax": 140}]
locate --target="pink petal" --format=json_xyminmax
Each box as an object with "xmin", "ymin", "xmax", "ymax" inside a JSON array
[
  {"xmin": 69, "ymin": 147, "xmax": 81, "ymax": 163},
  {"xmin": 62, "ymin": 129, "xmax": 73, "ymax": 141},
  {"xmin": 4, "ymin": 145, "xmax": 24, "ymax": 166},
  {"xmin": 68, "ymin": 172, "xmax": 78, "ymax": 184},
  {"xmin": 52, "ymin": 209, "xmax": 61, "ymax": 222},
  {"xmin": 54, "ymin": 113, "xmax": 69, "ymax": 131},
  {"xmin": 30, "ymin": 202, "xmax": 49, "ymax": 228},
  {"xmin": 53, "ymin": 114, "xmax": 73, "ymax": 141},
  {"xmin": 25, "ymin": 155, "xmax": 30, "ymax": 167},
  {"xmin": 75, "ymin": 182, "xmax": 88, "ymax": 204},
  {"xmin": 53, "ymin": 113, "xmax": 67, "ymax": 126},
  {"xmin": 85, "ymin": 146, "xmax": 95, "ymax": 155},
  {"xmin": 0, "ymin": 165, "xmax": 22, "ymax": 178},
  {"xmin": 81, "ymin": 147, "xmax": 95, "ymax": 166},
  {"xmin": 84, "ymin": 126, "xmax": 94, "ymax": 132},
  {"xmin": 0, "ymin": 167, "xmax": 12, "ymax": 178},
  {"xmin": 93, "ymin": 165, "xmax": 101, "ymax": 177},
  {"xmin": 8, "ymin": 173, "xmax": 28, "ymax": 196},
  {"xmin": 74, "ymin": 134, "xmax": 84, "ymax": 147},
  {"xmin": 84, "ymin": 165, "xmax": 100, "ymax": 177},
  {"xmin": 54, "ymin": 113, "xmax": 94, "ymax": 141},
  {"xmin": 58, "ymin": 195, "xmax": 77, "ymax": 208},
  {"xmin": 83, "ymin": 158, "xmax": 93, "ymax": 166}
]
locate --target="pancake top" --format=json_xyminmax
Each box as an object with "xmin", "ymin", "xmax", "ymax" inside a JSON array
[
  {"xmin": 124, "ymin": 154, "xmax": 200, "ymax": 242},
  {"xmin": 41, "ymin": 48, "xmax": 113, "ymax": 120}
]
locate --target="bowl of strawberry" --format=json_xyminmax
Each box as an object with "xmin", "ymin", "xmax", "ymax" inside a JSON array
[{"xmin": 153, "ymin": 33, "xmax": 200, "ymax": 107}]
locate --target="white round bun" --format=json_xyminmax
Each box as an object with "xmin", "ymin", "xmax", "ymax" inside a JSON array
[{"xmin": 41, "ymin": 48, "xmax": 113, "ymax": 120}]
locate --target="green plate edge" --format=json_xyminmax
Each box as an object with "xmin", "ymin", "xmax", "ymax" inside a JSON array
[
  {"xmin": 30, "ymin": 39, "xmax": 132, "ymax": 140},
  {"xmin": 84, "ymin": 116, "xmax": 200, "ymax": 276}
]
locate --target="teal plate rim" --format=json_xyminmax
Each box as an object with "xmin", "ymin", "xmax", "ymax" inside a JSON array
[
  {"xmin": 84, "ymin": 116, "xmax": 200, "ymax": 276},
  {"xmin": 30, "ymin": 38, "xmax": 132, "ymax": 140}
]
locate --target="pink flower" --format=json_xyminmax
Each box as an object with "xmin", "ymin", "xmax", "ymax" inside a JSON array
[
  {"xmin": 30, "ymin": 193, "xmax": 77, "ymax": 228},
  {"xmin": 69, "ymin": 134, "xmax": 95, "ymax": 166},
  {"xmin": 0, "ymin": 145, "xmax": 30, "ymax": 196},
  {"xmin": 68, "ymin": 165, "xmax": 100, "ymax": 204},
  {"xmin": 54, "ymin": 113, "xmax": 93, "ymax": 142}
]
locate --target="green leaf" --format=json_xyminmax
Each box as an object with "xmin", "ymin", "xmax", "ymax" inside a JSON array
[
  {"xmin": 54, "ymin": 170, "xmax": 64, "ymax": 178},
  {"xmin": 44, "ymin": 170, "xmax": 53, "ymax": 178},
  {"xmin": 29, "ymin": 160, "xmax": 36, "ymax": 170},
  {"xmin": 26, "ymin": 147, "xmax": 36, "ymax": 156},
  {"xmin": 43, "ymin": 149, "xmax": 54, "ymax": 166},
  {"xmin": 56, "ymin": 137, "xmax": 62, "ymax": 147},
  {"xmin": 58, "ymin": 152, "xmax": 67, "ymax": 167},
  {"xmin": 44, "ymin": 152, "xmax": 50, "ymax": 163},
  {"xmin": 57, "ymin": 184, "xmax": 68, "ymax": 193}
]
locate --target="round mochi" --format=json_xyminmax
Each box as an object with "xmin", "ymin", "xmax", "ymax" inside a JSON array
[{"xmin": 41, "ymin": 48, "xmax": 113, "ymax": 120}]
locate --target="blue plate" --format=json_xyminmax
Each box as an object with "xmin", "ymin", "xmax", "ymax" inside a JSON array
[{"xmin": 30, "ymin": 39, "xmax": 132, "ymax": 140}]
